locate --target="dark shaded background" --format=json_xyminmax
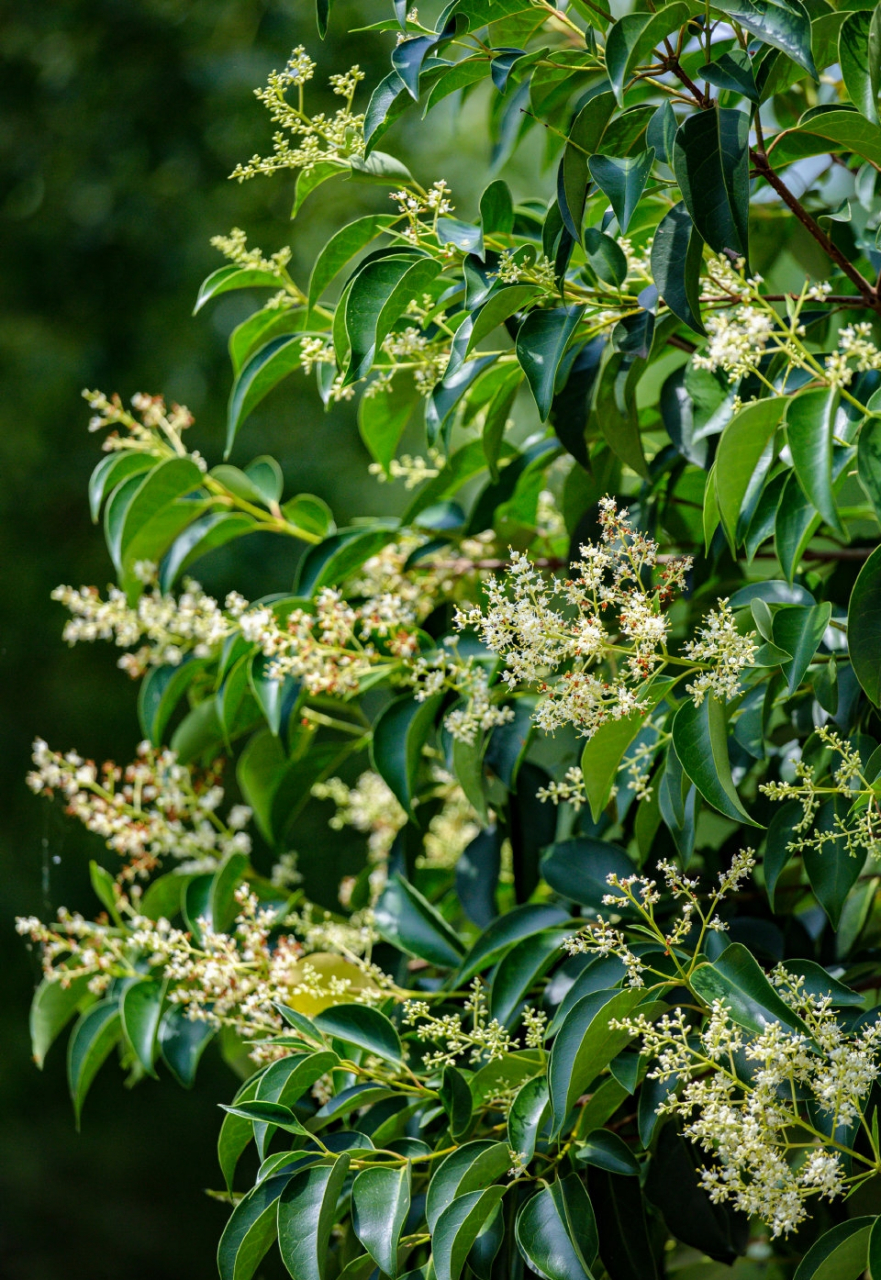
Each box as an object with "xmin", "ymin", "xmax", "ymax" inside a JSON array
[{"xmin": 0, "ymin": 1, "xmax": 492, "ymax": 1274}]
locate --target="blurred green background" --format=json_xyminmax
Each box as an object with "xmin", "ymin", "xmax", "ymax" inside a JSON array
[{"xmin": 0, "ymin": 2, "xmax": 548, "ymax": 1274}]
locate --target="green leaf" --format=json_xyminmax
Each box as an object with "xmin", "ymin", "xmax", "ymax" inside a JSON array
[
  {"xmin": 804, "ymin": 798, "xmax": 863, "ymax": 928},
  {"xmin": 282, "ymin": 493, "xmax": 334, "ymax": 541},
  {"xmin": 581, "ymin": 682, "xmax": 671, "ymax": 821},
  {"xmin": 699, "ymin": 49, "xmax": 759, "ymax": 102},
  {"xmin": 858, "ymin": 415, "xmax": 881, "ymax": 521},
  {"xmin": 605, "ymin": 6, "xmax": 692, "ymax": 105},
  {"xmin": 159, "ymin": 512, "xmax": 255, "ymax": 592},
  {"xmin": 210, "ymin": 847, "xmax": 251, "ymax": 933},
  {"xmin": 541, "ymin": 838, "xmax": 634, "ymax": 909},
  {"xmin": 345, "ymin": 254, "xmax": 440, "ymax": 383},
  {"xmin": 690, "ymin": 942, "xmax": 812, "ymax": 1037},
  {"xmin": 221, "ymin": 1100, "xmax": 309, "ymax": 1135},
  {"xmin": 277, "ymin": 1156, "xmax": 352, "ymax": 1280},
  {"xmin": 673, "ymin": 106, "xmax": 750, "ymax": 259},
  {"xmin": 237, "ymin": 727, "xmax": 353, "ymax": 846},
  {"xmin": 371, "ymin": 693, "xmax": 442, "ymax": 815},
  {"xmin": 89, "ymin": 859, "xmax": 121, "ymax": 921},
  {"xmin": 582, "ymin": 228, "xmax": 627, "ymax": 287},
  {"xmin": 194, "ymin": 264, "xmax": 284, "ymax": 314},
  {"xmin": 89, "ymin": 451, "xmax": 154, "ymax": 522},
  {"xmin": 587, "ymin": 1168, "xmax": 659, "ymax": 1280},
  {"xmin": 516, "ymin": 305, "xmax": 585, "ymax": 421},
  {"xmin": 672, "ymin": 695, "xmax": 759, "ymax": 825},
  {"xmin": 577, "ymin": 1129, "xmax": 639, "ymax": 1177},
  {"xmin": 712, "ymin": 0, "xmax": 816, "ymax": 79},
  {"xmin": 67, "ymin": 999, "xmax": 121, "ymax": 1126},
  {"xmin": 441, "ymin": 1064, "xmax": 475, "ymax": 1140},
  {"xmin": 490, "ymin": 929, "xmax": 569, "ymax": 1028},
  {"xmin": 650, "ymin": 202, "xmax": 705, "ymax": 336},
  {"xmin": 515, "ymin": 1175, "xmax": 598, "ymax": 1280},
  {"xmin": 120, "ymin": 978, "xmax": 164, "ymax": 1076},
  {"xmin": 252, "ymin": 1050, "xmax": 339, "ymax": 1158},
  {"xmin": 786, "ymin": 388, "xmax": 844, "ymax": 533},
  {"xmin": 307, "ymin": 214, "xmax": 397, "ymax": 309},
  {"xmin": 138, "ymin": 658, "xmax": 207, "ymax": 745},
  {"xmin": 227, "ymin": 335, "xmax": 306, "ymax": 456},
  {"xmin": 507, "ymin": 1075, "xmax": 550, "ymax": 1164},
  {"xmin": 295, "ymin": 524, "xmax": 398, "ymax": 596},
  {"xmin": 30, "ymin": 974, "xmax": 94, "ymax": 1069},
  {"xmin": 467, "ymin": 285, "xmax": 542, "ymax": 356},
  {"xmin": 588, "ymin": 150, "xmax": 654, "ymax": 235},
  {"xmin": 426, "ymin": 1141, "xmax": 511, "ymax": 1234},
  {"xmin": 457, "ymin": 903, "xmax": 570, "ymax": 986},
  {"xmin": 559, "ymin": 92, "xmax": 616, "ymax": 240},
  {"xmin": 549, "ymin": 987, "xmax": 653, "ymax": 1131},
  {"xmin": 434, "ymin": 1187, "xmax": 507, "ymax": 1280},
  {"xmin": 292, "ymin": 160, "xmax": 343, "ymax": 217},
  {"xmin": 229, "ymin": 308, "xmax": 307, "ymax": 376},
  {"xmin": 781, "ymin": 959, "xmax": 863, "ymax": 1006},
  {"xmin": 374, "ymin": 874, "xmax": 464, "ymax": 967},
  {"xmin": 358, "ymin": 375, "xmax": 418, "ymax": 473},
  {"xmin": 793, "ymin": 1217, "xmax": 874, "ymax": 1280},
  {"xmin": 217, "ymin": 1173, "xmax": 291, "ymax": 1280},
  {"xmin": 772, "ymin": 603, "xmax": 832, "ymax": 694},
  {"xmin": 158, "ymin": 1004, "xmax": 214, "ymax": 1087},
  {"xmin": 118, "ymin": 456, "xmax": 204, "ymax": 576},
  {"xmin": 849, "ymin": 544, "xmax": 881, "ymax": 704},
  {"xmin": 775, "ymin": 470, "xmax": 822, "ymax": 583},
  {"xmin": 764, "ymin": 800, "xmax": 801, "ymax": 911},
  {"xmin": 480, "ymin": 179, "xmax": 514, "ymax": 237},
  {"xmin": 218, "ymin": 1072, "xmax": 265, "ymax": 1192},
  {"xmin": 773, "ymin": 109, "xmax": 881, "ymax": 168},
  {"xmin": 313, "ymin": 1003, "xmax": 403, "ymax": 1064},
  {"xmin": 868, "ymin": 1213, "xmax": 881, "ymax": 1280},
  {"xmin": 840, "ymin": 9, "xmax": 881, "ymax": 124},
  {"xmin": 352, "ymin": 1164, "xmax": 411, "ymax": 1278}
]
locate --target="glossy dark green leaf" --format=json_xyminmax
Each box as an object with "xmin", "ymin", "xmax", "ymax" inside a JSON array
[
  {"xmin": 541, "ymin": 838, "xmax": 633, "ymax": 908},
  {"xmin": 358, "ymin": 375, "xmax": 418, "ymax": 473},
  {"xmin": 426, "ymin": 1141, "xmax": 511, "ymax": 1233},
  {"xmin": 507, "ymin": 1075, "xmax": 550, "ymax": 1164},
  {"xmin": 605, "ymin": 6, "xmax": 692, "ymax": 104},
  {"xmin": 858, "ymin": 415, "xmax": 881, "ymax": 521},
  {"xmin": 699, "ymin": 49, "xmax": 759, "ymax": 102},
  {"xmin": 588, "ymin": 1168, "xmax": 659, "ymax": 1280},
  {"xmin": 30, "ymin": 974, "xmax": 94, "ymax": 1069},
  {"xmin": 480, "ymin": 179, "xmax": 514, "ymax": 236},
  {"xmin": 849, "ymin": 544, "xmax": 881, "ymax": 704},
  {"xmin": 295, "ymin": 523, "xmax": 398, "ymax": 596},
  {"xmin": 210, "ymin": 847, "xmax": 251, "ymax": 933},
  {"xmin": 577, "ymin": 1129, "xmax": 639, "ymax": 1177},
  {"xmin": 221, "ymin": 1100, "xmax": 309, "ymax": 1135},
  {"xmin": 371, "ymin": 693, "xmax": 442, "ymax": 815},
  {"xmin": 673, "ymin": 106, "xmax": 750, "ymax": 259},
  {"xmin": 490, "ymin": 929, "xmax": 568, "ymax": 1028},
  {"xmin": 804, "ymin": 798, "xmax": 862, "ymax": 929},
  {"xmin": 868, "ymin": 1212, "xmax": 881, "ymax": 1279},
  {"xmin": 786, "ymin": 388, "xmax": 844, "ymax": 533},
  {"xmin": 549, "ymin": 987, "xmax": 653, "ymax": 1131},
  {"xmin": 254, "ymin": 1051, "xmax": 339, "ymax": 1158},
  {"xmin": 118, "ymin": 456, "xmax": 204, "ymax": 576},
  {"xmin": 345, "ymin": 254, "xmax": 441, "ymax": 382},
  {"xmin": 840, "ymin": 8, "xmax": 881, "ymax": 124},
  {"xmin": 158, "ymin": 1004, "xmax": 214, "ymax": 1087},
  {"xmin": 426, "ymin": 353, "xmax": 498, "ymax": 447},
  {"xmin": 457, "ymin": 903, "xmax": 570, "ymax": 985},
  {"xmin": 217, "ymin": 1173, "xmax": 291, "ymax": 1280},
  {"xmin": 278, "ymin": 1156, "xmax": 351, "ymax": 1280},
  {"xmin": 292, "ymin": 160, "xmax": 342, "ymax": 216},
  {"xmin": 690, "ymin": 942, "xmax": 812, "ymax": 1037},
  {"xmin": 218, "ymin": 1072, "xmax": 265, "ymax": 1193},
  {"xmin": 781, "ymin": 959, "xmax": 863, "ymax": 1005},
  {"xmin": 515, "ymin": 1175, "xmax": 598, "ymax": 1280},
  {"xmin": 352, "ymin": 1164, "xmax": 411, "ymax": 1277},
  {"xmin": 307, "ymin": 214, "xmax": 397, "ymax": 308},
  {"xmin": 650, "ymin": 202, "xmax": 705, "ymax": 336},
  {"xmin": 374, "ymin": 874, "xmax": 465, "ymax": 968},
  {"xmin": 644, "ymin": 1122, "xmax": 748, "ymax": 1264},
  {"xmin": 764, "ymin": 800, "xmax": 801, "ymax": 911},
  {"xmin": 227, "ymin": 336, "xmax": 306, "ymax": 456},
  {"xmin": 160, "ymin": 511, "xmax": 255, "ymax": 592},
  {"xmin": 440, "ymin": 1064, "xmax": 474, "ymax": 1140},
  {"xmin": 582, "ymin": 227, "xmax": 627, "ymax": 287},
  {"xmin": 434, "ymin": 1186, "xmax": 507, "ymax": 1280},
  {"xmin": 559, "ymin": 92, "xmax": 615, "ymax": 240},
  {"xmin": 314, "ymin": 1003, "xmax": 403, "ymax": 1064},
  {"xmin": 713, "ymin": 0, "xmax": 816, "ymax": 78},
  {"xmin": 588, "ymin": 150, "xmax": 654, "ymax": 234},
  {"xmin": 516, "ymin": 305, "xmax": 585, "ymax": 421},
  {"xmin": 672, "ymin": 695, "xmax": 758, "ymax": 825},
  {"xmin": 137, "ymin": 657, "xmax": 206, "ymax": 746},
  {"xmin": 772, "ymin": 603, "xmax": 832, "ymax": 694},
  {"xmin": 772, "ymin": 109, "xmax": 881, "ymax": 167},
  {"xmin": 120, "ymin": 978, "xmax": 164, "ymax": 1076},
  {"xmin": 714, "ymin": 398, "xmax": 783, "ymax": 544},
  {"xmin": 67, "ymin": 998, "xmax": 121, "ymax": 1126},
  {"xmin": 456, "ymin": 825, "xmax": 502, "ymax": 928},
  {"xmin": 793, "ymin": 1217, "xmax": 874, "ymax": 1280}
]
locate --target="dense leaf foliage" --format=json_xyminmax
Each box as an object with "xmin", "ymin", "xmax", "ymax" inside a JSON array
[{"xmin": 19, "ymin": 0, "xmax": 881, "ymax": 1275}]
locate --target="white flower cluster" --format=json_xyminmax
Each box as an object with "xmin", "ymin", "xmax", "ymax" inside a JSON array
[
  {"xmin": 623, "ymin": 979, "xmax": 881, "ymax": 1237},
  {"xmin": 230, "ymin": 48, "xmax": 366, "ymax": 182},
  {"xmin": 210, "ymin": 226, "xmax": 292, "ymax": 277},
  {"xmin": 52, "ymin": 579, "xmax": 237, "ymax": 676},
  {"xmin": 407, "ymin": 647, "xmax": 515, "ymax": 745},
  {"xmin": 403, "ymin": 979, "xmax": 543, "ymax": 1069},
  {"xmin": 684, "ymin": 599, "xmax": 756, "ymax": 705},
  {"xmin": 453, "ymin": 498, "xmax": 694, "ymax": 737},
  {"xmin": 26, "ymin": 739, "xmax": 251, "ymax": 879},
  {"xmin": 825, "ymin": 321, "xmax": 881, "ymax": 388},
  {"xmin": 390, "ymin": 179, "xmax": 453, "ymax": 245}
]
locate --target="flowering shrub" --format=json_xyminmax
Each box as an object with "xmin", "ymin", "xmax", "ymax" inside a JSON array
[{"xmin": 19, "ymin": 2, "xmax": 881, "ymax": 1278}]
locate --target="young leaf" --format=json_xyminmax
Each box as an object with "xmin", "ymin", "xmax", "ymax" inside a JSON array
[{"xmin": 352, "ymin": 1164, "xmax": 411, "ymax": 1277}]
